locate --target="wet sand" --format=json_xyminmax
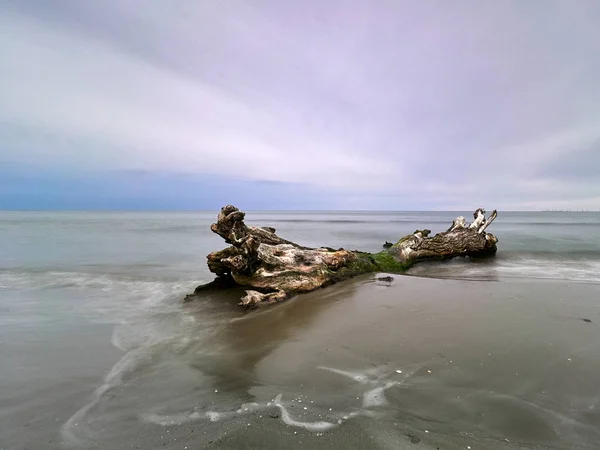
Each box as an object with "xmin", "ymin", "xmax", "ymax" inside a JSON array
[
  {"xmin": 0, "ymin": 319, "xmax": 122, "ymax": 449},
  {"xmin": 5, "ymin": 275, "xmax": 600, "ymax": 449},
  {"xmin": 184, "ymin": 276, "xmax": 600, "ymax": 450}
]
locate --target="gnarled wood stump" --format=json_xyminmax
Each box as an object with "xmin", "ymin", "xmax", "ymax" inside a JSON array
[{"xmin": 186, "ymin": 205, "xmax": 499, "ymax": 308}]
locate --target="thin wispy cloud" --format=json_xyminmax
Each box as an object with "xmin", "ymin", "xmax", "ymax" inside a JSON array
[{"xmin": 1, "ymin": 1, "xmax": 599, "ymax": 209}]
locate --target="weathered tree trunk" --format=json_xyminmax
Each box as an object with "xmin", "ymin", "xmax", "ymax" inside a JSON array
[{"xmin": 185, "ymin": 205, "xmax": 499, "ymax": 308}]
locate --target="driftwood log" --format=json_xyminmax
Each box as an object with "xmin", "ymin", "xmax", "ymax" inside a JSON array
[{"xmin": 186, "ymin": 205, "xmax": 499, "ymax": 308}]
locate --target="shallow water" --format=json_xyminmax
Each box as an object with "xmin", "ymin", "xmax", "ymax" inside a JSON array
[{"xmin": 1, "ymin": 210, "xmax": 600, "ymax": 449}]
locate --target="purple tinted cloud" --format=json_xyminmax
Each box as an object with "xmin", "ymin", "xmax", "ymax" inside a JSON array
[{"xmin": 1, "ymin": 1, "xmax": 600, "ymax": 209}]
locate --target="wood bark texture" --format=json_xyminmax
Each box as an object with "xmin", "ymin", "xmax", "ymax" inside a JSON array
[{"xmin": 186, "ymin": 205, "xmax": 499, "ymax": 308}]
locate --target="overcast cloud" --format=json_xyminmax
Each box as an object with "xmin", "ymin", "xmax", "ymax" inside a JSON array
[{"xmin": 1, "ymin": 0, "xmax": 599, "ymax": 210}]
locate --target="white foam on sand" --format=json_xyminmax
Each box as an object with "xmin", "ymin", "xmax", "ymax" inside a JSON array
[
  {"xmin": 316, "ymin": 366, "xmax": 372, "ymax": 384},
  {"xmin": 59, "ymin": 274, "xmax": 235, "ymax": 445},
  {"xmin": 61, "ymin": 345, "xmax": 161, "ymax": 445},
  {"xmin": 318, "ymin": 364, "xmax": 422, "ymax": 411},
  {"xmin": 141, "ymin": 409, "xmax": 233, "ymax": 426},
  {"xmin": 140, "ymin": 402, "xmax": 266, "ymax": 427},
  {"xmin": 141, "ymin": 411, "xmax": 203, "ymax": 426},
  {"xmin": 318, "ymin": 365, "xmax": 395, "ymax": 408},
  {"xmin": 141, "ymin": 396, "xmax": 340, "ymax": 433},
  {"xmin": 273, "ymin": 394, "xmax": 338, "ymax": 432},
  {"xmin": 75, "ymin": 363, "xmax": 415, "ymax": 443},
  {"xmin": 362, "ymin": 382, "xmax": 397, "ymax": 408}
]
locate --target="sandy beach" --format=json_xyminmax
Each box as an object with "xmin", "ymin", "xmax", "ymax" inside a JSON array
[{"xmin": 33, "ymin": 274, "xmax": 599, "ymax": 450}]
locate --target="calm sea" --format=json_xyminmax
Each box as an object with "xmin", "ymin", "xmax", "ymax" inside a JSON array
[{"xmin": 1, "ymin": 210, "xmax": 600, "ymax": 449}]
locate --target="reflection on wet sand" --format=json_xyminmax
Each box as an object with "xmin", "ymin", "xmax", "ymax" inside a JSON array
[
  {"xmin": 185, "ymin": 278, "xmax": 364, "ymax": 393},
  {"xmin": 61, "ymin": 276, "xmax": 366, "ymax": 445},
  {"xmin": 62, "ymin": 274, "xmax": 600, "ymax": 449}
]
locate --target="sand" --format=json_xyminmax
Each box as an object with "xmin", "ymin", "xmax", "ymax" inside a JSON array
[{"xmin": 5, "ymin": 275, "xmax": 600, "ymax": 450}]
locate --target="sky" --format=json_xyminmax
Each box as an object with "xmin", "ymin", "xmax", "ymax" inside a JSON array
[{"xmin": 1, "ymin": 0, "xmax": 600, "ymax": 211}]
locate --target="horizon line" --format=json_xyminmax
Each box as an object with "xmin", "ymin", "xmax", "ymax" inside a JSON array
[{"xmin": 1, "ymin": 208, "xmax": 597, "ymax": 213}]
